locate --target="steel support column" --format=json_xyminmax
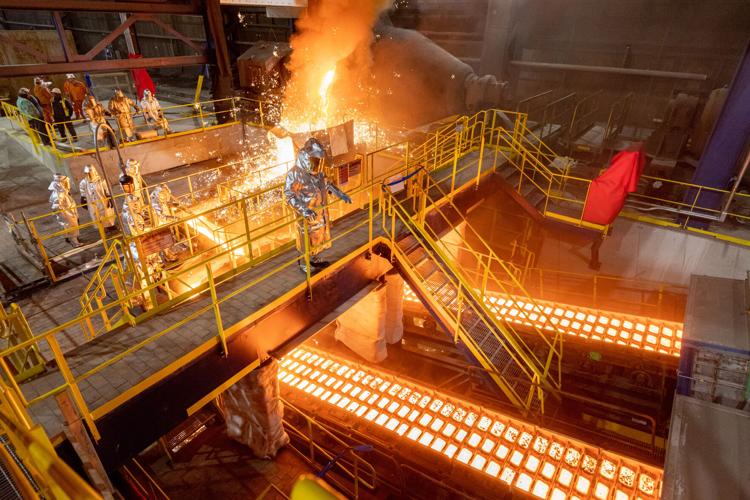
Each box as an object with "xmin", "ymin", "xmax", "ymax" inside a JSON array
[
  {"xmin": 479, "ymin": 0, "xmax": 518, "ymax": 78},
  {"xmin": 687, "ymin": 42, "xmax": 750, "ymax": 228},
  {"xmin": 203, "ymin": 0, "xmax": 234, "ymax": 121}
]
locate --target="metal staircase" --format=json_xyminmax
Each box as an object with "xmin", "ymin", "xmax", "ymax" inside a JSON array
[{"xmin": 381, "ymin": 172, "xmax": 563, "ymax": 415}]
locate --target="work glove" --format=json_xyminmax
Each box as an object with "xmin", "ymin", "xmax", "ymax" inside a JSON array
[
  {"xmin": 302, "ymin": 208, "xmax": 317, "ymax": 222},
  {"xmin": 340, "ymin": 193, "xmax": 353, "ymax": 204}
]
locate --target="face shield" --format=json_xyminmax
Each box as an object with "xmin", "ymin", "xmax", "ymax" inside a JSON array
[
  {"xmin": 301, "ymin": 138, "xmax": 327, "ymax": 173},
  {"xmin": 114, "ymin": 89, "xmax": 124, "ymax": 99}
]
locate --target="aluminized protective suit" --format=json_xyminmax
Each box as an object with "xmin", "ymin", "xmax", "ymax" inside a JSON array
[
  {"xmin": 150, "ymin": 184, "xmax": 179, "ymax": 226},
  {"xmin": 122, "ymin": 193, "xmax": 147, "ymax": 236},
  {"xmin": 108, "ymin": 89, "xmax": 139, "ymax": 141},
  {"xmin": 48, "ymin": 174, "xmax": 81, "ymax": 245},
  {"xmin": 79, "ymin": 165, "xmax": 116, "ymax": 228},
  {"xmin": 125, "ymin": 158, "xmax": 147, "ymax": 205},
  {"xmin": 284, "ymin": 138, "xmax": 351, "ymax": 271},
  {"xmin": 83, "ymin": 95, "xmax": 108, "ymax": 144},
  {"xmin": 140, "ymin": 90, "xmax": 170, "ymax": 133}
]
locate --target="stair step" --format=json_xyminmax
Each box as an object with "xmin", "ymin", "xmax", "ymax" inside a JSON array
[
  {"xmin": 528, "ymin": 191, "xmax": 546, "ymax": 208},
  {"xmin": 520, "ymin": 184, "xmax": 536, "ymax": 199},
  {"xmin": 407, "ymin": 246, "xmax": 428, "ymax": 265},
  {"xmin": 499, "ymin": 165, "xmax": 515, "ymax": 179}
]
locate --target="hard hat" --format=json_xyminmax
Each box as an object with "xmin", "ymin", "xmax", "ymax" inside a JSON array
[
  {"xmin": 66, "ymin": 73, "xmax": 76, "ymax": 79},
  {"xmin": 52, "ymin": 88, "xmax": 61, "ymax": 94}
]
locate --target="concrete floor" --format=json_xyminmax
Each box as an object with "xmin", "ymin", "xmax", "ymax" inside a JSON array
[{"xmin": 144, "ymin": 423, "xmax": 318, "ymax": 500}]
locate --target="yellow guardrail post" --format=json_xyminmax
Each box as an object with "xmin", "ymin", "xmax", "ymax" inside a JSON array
[
  {"xmin": 302, "ymin": 219, "xmax": 312, "ymax": 299},
  {"xmin": 206, "ymin": 264, "xmax": 227, "ymax": 356},
  {"xmin": 47, "ymin": 335, "xmax": 100, "ymax": 440},
  {"xmin": 26, "ymin": 217, "xmax": 56, "ymax": 281},
  {"xmin": 475, "ymin": 122, "xmax": 486, "ymax": 188},
  {"xmin": 240, "ymin": 199, "xmax": 254, "ymax": 261},
  {"xmin": 454, "ymin": 286, "xmax": 463, "ymax": 344}
]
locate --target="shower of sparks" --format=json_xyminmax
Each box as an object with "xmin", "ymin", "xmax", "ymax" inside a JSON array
[{"xmin": 280, "ymin": 347, "xmax": 663, "ymax": 500}]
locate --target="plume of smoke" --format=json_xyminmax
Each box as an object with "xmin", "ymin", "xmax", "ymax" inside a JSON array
[{"xmin": 281, "ymin": 0, "xmax": 392, "ymax": 129}]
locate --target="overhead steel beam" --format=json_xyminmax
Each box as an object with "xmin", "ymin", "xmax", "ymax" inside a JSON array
[
  {"xmin": 0, "ymin": 0, "xmax": 201, "ymax": 14},
  {"xmin": 0, "ymin": 55, "xmax": 208, "ymax": 77}
]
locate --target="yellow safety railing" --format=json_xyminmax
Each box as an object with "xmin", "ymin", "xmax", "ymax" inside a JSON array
[
  {"xmin": 601, "ymin": 92, "xmax": 634, "ymax": 150},
  {"xmin": 0, "ymin": 127, "xmax": 438, "ymax": 442},
  {"xmin": 0, "ymin": 379, "xmax": 102, "ymax": 499},
  {"xmin": 382, "ymin": 164, "xmax": 563, "ymax": 414},
  {"xmin": 565, "ymin": 90, "xmax": 602, "ymax": 153},
  {"xmin": 521, "ymin": 266, "xmax": 688, "ymax": 322},
  {"xmin": 0, "ymin": 106, "xmax": 705, "ymax": 448},
  {"xmin": 7, "ymin": 148, "xmax": 295, "ymax": 283},
  {"xmin": 282, "ymin": 398, "xmax": 377, "ymax": 499},
  {"xmin": 2, "ymin": 107, "xmax": 549, "ymax": 439},
  {"xmin": 1, "ymin": 96, "xmax": 270, "ymax": 160}
]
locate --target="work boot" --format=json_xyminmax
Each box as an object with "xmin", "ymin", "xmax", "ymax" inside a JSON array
[
  {"xmin": 311, "ymin": 260, "xmax": 330, "ymax": 269},
  {"xmin": 66, "ymin": 237, "xmax": 83, "ymax": 248}
]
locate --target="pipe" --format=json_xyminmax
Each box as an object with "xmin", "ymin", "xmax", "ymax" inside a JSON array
[
  {"xmin": 510, "ymin": 60, "xmax": 707, "ymax": 81},
  {"xmin": 94, "ymin": 122, "xmax": 127, "ymax": 230},
  {"xmin": 719, "ymin": 145, "xmax": 750, "ymax": 222}
]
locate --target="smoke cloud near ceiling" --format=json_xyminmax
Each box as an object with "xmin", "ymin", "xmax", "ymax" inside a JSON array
[{"xmin": 280, "ymin": 0, "xmax": 393, "ymax": 131}]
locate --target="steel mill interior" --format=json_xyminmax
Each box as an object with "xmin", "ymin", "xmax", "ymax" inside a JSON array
[{"xmin": 0, "ymin": 1, "xmax": 748, "ymax": 499}]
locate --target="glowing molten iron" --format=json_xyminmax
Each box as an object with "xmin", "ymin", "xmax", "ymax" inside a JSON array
[
  {"xmin": 318, "ymin": 68, "xmax": 336, "ymax": 121},
  {"xmin": 280, "ymin": 347, "xmax": 663, "ymax": 500},
  {"xmin": 403, "ymin": 286, "xmax": 683, "ymax": 357}
]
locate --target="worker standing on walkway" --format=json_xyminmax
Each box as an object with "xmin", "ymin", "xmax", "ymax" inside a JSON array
[
  {"xmin": 140, "ymin": 89, "xmax": 171, "ymax": 134},
  {"xmin": 50, "ymin": 88, "xmax": 78, "ymax": 143},
  {"xmin": 83, "ymin": 94, "xmax": 112, "ymax": 147},
  {"xmin": 79, "ymin": 164, "xmax": 116, "ymax": 229},
  {"xmin": 33, "ymin": 77, "xmax": 53, "ymax": 124},
  {"xmin": 63, "ymin": 74, "xmax": 88, "ymax": 119},
  {"xmin": 16, "ymin": 88, "xmax": 50, "ymax": 146},
  {"xmin": 122, "ymin": 193, "xmax": 148, "ymax": 236},
  {"xmin": 124, "ymin": 159, "xmax": 147, "ymax": 207},
  {"xmin": 48, "ymin": 174, "xmax": 82, "ymax": 247},
  {"xmin": 284, "ymin": 138, "xmax": 352, "ymax": 273},
  {"xmin": 108, "ymin": 89, "xmax": 139, "ymax": 142},
  {"xmin": 150, "ymin": 184, "xmax": 180, "ymax": 226}
]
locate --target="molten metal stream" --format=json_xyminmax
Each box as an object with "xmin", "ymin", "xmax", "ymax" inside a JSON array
[{"xmin": 280, "ymin": 347, "xmax": 663, "ymax": 500}]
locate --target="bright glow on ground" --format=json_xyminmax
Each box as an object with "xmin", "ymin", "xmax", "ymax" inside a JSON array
[
  {"xmin": 280, "ymin": 347, "xmax": 663, "ymax": 500},
  {"xmin": 403, "ymin": 286, "xmax": 683, "ymax": 357}
]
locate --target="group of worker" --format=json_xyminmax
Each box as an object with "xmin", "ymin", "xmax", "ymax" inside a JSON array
[
  {"xmin": 48, "ymin": 160, "xmax": 181, "ymax": 247},
  {"xmin": 16, "ymin": 74, "xmax": 170, "ymax": 147},
  {"xmin": 48, "ymin": 135, "xmax": 350, "ymax": 276}
]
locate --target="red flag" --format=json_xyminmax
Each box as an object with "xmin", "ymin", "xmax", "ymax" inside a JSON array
[
  {"xmin": 582, "ymin": 146, "xmax": 645, "ymax": 225},
  {"xmin": 128, "ymin": 53, "xmax": 156, "ymax": 100}
]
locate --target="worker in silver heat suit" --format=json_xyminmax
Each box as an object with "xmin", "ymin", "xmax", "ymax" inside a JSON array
[
  {"xmin": 122, "ymin": 193, "xmax": 148, "ymax": 236},
  {"xmin": 284, "ymin": 138, "xmax": 352, "ymax": 273},
  {"xmin": 79, "ymin": 164, "xmax": 116, "ymax": 229},
  {"xmin": 124, "ymin": 158, "xmax": 147, "ymax": 206},
  {"xmin": 82, "ymin": 94, "xmax": 111, "ymax": 146},
  {"xmin": 150, "ymin": 183, "xmax": 180, "ymax": 226},
  {"xmin": 48, "ymin": 174, "xmax": 82, "ymax": 247},
  {"xmin": 140, "ymin": 89, "xmax": 171, "ymax": 134},
  {"xmin": 108, "ymin": 89, "xmax": 139, "ymax": 142}
]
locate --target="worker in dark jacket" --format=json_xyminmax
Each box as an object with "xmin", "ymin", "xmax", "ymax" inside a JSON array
[
  {"xmin": 17, "ymin": 87, "xmax": 50, "ymax": 145},
  {"xmin": 50, "ymin": 88, "xmax": 78, "ymax": 143}
]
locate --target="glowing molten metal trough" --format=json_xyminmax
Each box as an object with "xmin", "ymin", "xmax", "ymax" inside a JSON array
[
  {"xmin": 403, "ymin": 286, "xmax": 683, "ymax": 357},
  {"xmin": 280, "ymin": 347, "xmax": 663, "ymax": 499}
]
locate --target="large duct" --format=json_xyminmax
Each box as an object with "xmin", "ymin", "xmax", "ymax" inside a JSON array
[{"xmin": 371, "ymin": 25, "xmax": 505, "ymax": 128}]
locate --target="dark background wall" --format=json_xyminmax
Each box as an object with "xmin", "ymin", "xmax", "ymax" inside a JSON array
[{"xmin": 1, "ymin": 1, "xmax": 749, "ymax": 127}]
